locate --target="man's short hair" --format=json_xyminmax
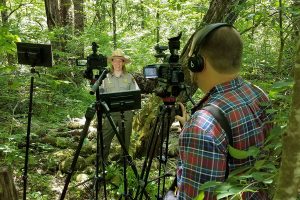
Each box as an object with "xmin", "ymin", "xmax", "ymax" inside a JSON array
[{"xmin": 199, "ymin": 26, "xmax": 243, "ymax": 73}]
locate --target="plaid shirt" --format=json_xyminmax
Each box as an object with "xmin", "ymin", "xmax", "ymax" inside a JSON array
[{"xmin": 177, "ymin": 77, "xmax": 272, "ymax": 200}]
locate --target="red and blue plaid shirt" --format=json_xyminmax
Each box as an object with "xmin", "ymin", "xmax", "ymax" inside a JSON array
[{"xmin": 177, "ymin": 77, "xmax": 272, "ymax": 200}]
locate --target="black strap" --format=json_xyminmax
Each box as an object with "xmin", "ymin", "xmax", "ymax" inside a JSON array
[
  {"xmin": 168, "ymin": 105, "xmax": 233, "ymax": 193},
  {"xmin": 202, "ymin": 105, "xmax": 233, "ymax": 179}
]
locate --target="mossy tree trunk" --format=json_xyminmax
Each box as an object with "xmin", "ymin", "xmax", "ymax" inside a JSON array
[
  {"xmin": 273, "ymin": 26, "xmax": 300, "ymax": 200},
  {"xmin": 0, "ymin": 167, "xmax": 18, "ymax": 200},
  {"xmin": 111, "ymin": 0, "xmax": 117, "ymax": 49},
  {"xmin": 73, "ymin": 0, "xmax": 85, "ymax": 57},
  {"xmin": 292, "ymin": 0, "xmax": 300, "ymax": 38},
  {"xmin": 44, "ymin": 0, "xmax": 74, "ymax": 55}
]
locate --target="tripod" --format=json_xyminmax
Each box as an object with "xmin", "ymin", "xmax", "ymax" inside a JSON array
[
  {"xmin": 135, "ymin": 98, "xmax": 176, "ymax": 200},
  {"xmin": 59, "ymin": 87, "xmax": 140, "ymax": 200},
  {"xmin": 16, "ymin": 42, "xmax": 53, "ymax": 200},
  {"xmin": 59, "ymin": 89, "xmax": 108, "ymax": 200}
]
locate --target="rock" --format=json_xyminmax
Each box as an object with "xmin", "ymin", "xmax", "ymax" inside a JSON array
[{"xmin": 59, "ymin": 156, "xmax": 87, "ymax": 173}]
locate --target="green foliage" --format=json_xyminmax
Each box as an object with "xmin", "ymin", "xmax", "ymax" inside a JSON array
[
  {"xmin": 228, "ymin": 145, "xmax": 260, "ymax": 160},
  {"xmin": 0, "ymin": 27, "xmax": 20, "ymax": 55}
]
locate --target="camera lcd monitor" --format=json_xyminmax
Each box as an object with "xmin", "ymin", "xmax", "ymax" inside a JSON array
[
  {"xmin": 17, "ymin": 42, "xmax": 53, "ymax": 67},
  {"xmin": 143, "ymin": 65, "xmax": 158, "ymax": 79}
]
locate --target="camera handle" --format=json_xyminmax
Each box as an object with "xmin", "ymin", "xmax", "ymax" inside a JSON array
[
  {"xmin": 135, "ymin": 103, "xmax": 174, "ymax": 200},
  {"xmin": 90, "ymin": 68, "xmax": 109, "ymax": 95},
  {"xmin": 23, "ymin": 65, "xmax": 40, "ymax": 200}
]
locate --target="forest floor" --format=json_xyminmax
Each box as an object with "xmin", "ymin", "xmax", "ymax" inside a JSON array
[{"xmin": 8, "ymin": 114, "xmax": 180, "ymax": 200}]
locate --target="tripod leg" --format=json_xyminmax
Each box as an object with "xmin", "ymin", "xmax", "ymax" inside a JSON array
[
  {"xmin": 135, "ymin": 107, "xmax": 167, "ymax": 200},
  {"xmin": 158, "ymin": 106, "xmax": 172, "ymax": 198},
  {"xmin": 23, "ymin": 75, "xmax": 34, "ymax": 200},
  {"xmin": 59, "ymin": 104, "xmax": 96, "ymax": 200},
  {"xmin": 138, "ymin": 115, "xmax": 161, "ymax": 182},
  {"xmin": 140, "ymin": 123, "xmax": 162, "ymax": 200},
  {"xmin": 120, "ymin": 111, "xmax": 129, "ymax": 200},
  {"xmin": 157, "ymin": 112, "xmax": 166, "ymax": 200},
  {"xmin": 94, "ymin": 100, "xmax": 107, "ymax": 200},
  {"xmin": 100, "ymin": 102, "xmax": 139, "ymax": 179}
]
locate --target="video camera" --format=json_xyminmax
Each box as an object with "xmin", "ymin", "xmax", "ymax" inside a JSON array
[
  {"xmin": 143, "ymin": 33, "xmax": 184, "ymax": 99},
  {"xmin": 77, "ymin": 42, "xmax": 107, "ymax": 83}
]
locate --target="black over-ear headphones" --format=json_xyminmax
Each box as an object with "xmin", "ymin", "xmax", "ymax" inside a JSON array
[{"xmin": 188, "ymin": 23, "xmax": 232, "ymax": 72}]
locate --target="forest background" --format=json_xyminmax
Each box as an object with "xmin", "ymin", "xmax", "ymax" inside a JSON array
[{"xmin": 0, "ymin": 0, "xmax": 300, "ymax": 199}]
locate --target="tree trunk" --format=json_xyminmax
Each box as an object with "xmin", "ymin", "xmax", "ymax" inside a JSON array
[
  {"xmin": 61, "ymin": 0, "xmax": 73, "ymax": 27},
  {"xmin": 226, "ymin": 0, "xmax": 247, "ymax": 25},
  {"xmin": 201, "ymin": 0, "xmax": 246, "ymax": 26},
  {"xmin": 292, "ymin": 0, "xmax": 300, "ymax": 38},
  {"xmin": 140, "ymin": 0, "xmax": 145, "ymax": 29},
  {"xmin": 273, "ymin": 2, "xmax": 300, "ymax": 198},
  {"xmin": 60, "ymin": 0, "xmax": 73, "ymax": 52},
  {"xmin": 0, "ymin": 167, "xmax": 18, "ymax": 200},
  {"xmin": 251, "ymin": 1, "xmax": 256, "ymax": 39},
  {"xmin": 277, "ymin": 0, "xmax": 284, "ymax": 70},
  {"xmin": 112, "ymin": 0, "xmax": 117, "ymax": 49},
  {"xmin": 73, "ymin": 0, "xmax": 84, "ymax": 57},
  {"xmin": 44, "ymin": 0, "xmax": 75, "ymax": 57},
  {"xmin": 273, "ymin": 36, "xmax": 300, "ymax": 200},
  {"xmin": 0, "ymin": 0, "xmax": 8, "ymax": 25},
  {"xmin": 95, "ymin": 0, "xmax": 106, "ymax": 23},
  {"xmin": 44, "ymin": 0, "xmax": 61, "ymax": 30},
  {"xmin": 44, "ymin": 0, "xmax": 63, "ymax": 54}
]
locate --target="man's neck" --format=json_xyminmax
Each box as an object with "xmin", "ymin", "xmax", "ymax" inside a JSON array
[{"xmin": 201, "ymin": 73, "xmax": 239, "ymax": 93}]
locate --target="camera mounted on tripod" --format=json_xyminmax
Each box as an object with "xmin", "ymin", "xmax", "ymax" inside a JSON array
[
  {"xmin": 77, "ymin": 42, "xmax": 107, "ymax": 83},
  {"xmin": 143, "ymin": 33, "xmax": 184, "ymax": 101}
]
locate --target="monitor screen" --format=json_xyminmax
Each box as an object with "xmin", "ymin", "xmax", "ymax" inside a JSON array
[
  {"xmin": 17, "ymin": 42, "xmax": 53, "ymax": 67},
  {"xmin": 100, "ymin": 90, "xmax": 141, "ymax": 112}
]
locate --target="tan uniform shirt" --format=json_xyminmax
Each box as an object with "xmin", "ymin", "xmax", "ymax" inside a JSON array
[{"xmin": 101, "ymin": 72, "xmax": 138, "ymax": 93}]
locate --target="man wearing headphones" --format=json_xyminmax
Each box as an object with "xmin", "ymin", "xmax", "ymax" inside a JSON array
[{"xmin": 173, "ymin": 23, "xmax": 273, "ymax": 199}]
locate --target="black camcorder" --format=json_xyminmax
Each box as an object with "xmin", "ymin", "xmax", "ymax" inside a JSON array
[
  {"xmin": 77, "ymin": 42, "xmax": 107, "ymax": 83},
  {"xmin": 144, "ymin": 63, "xmax": 183, "ymax": 85},
  {"xmin": 143, "ymin": 33, "xmax": 184, "ymax": 99}
]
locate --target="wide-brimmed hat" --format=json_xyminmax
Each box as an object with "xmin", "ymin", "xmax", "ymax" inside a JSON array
[{"xmin": 107, "ymin": 49, "xmax": 131, "ymax": 64}]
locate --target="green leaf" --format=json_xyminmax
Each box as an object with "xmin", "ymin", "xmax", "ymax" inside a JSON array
[
  {"xmin": 228, "ymin": 145, "xmax": 248, "ymax": 159},
  {"xmin": 228, "ymin": 145, "xmax": 259, "ymax": 159},
  {"xmin": 254, "ymin": 160, "xmax": 265, "ymax": 170},
  {"xmin": 251, "ymin": 172, "xmax": 273, "ymax": 182},
  {"xmin": 261, "ymin": 163, "xmax": 277, "ymax": 171},
  {"xmin": 194, "ymin": 191, "xmax": 204, "ymax": 200},
  {"xmin": 198, "ymin": 181, "xmax": 221, "ymax": 190},
  {"xmin": 271, "ymin": 79, "xmax": 293, "ymax": 89},
  {"xmin": 228, "ymin": 165, "xmax": 252, "ymax": 178},
  {"xmin": 216, "ymin": 191, "xmax": 236, "ymax": 199}
]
